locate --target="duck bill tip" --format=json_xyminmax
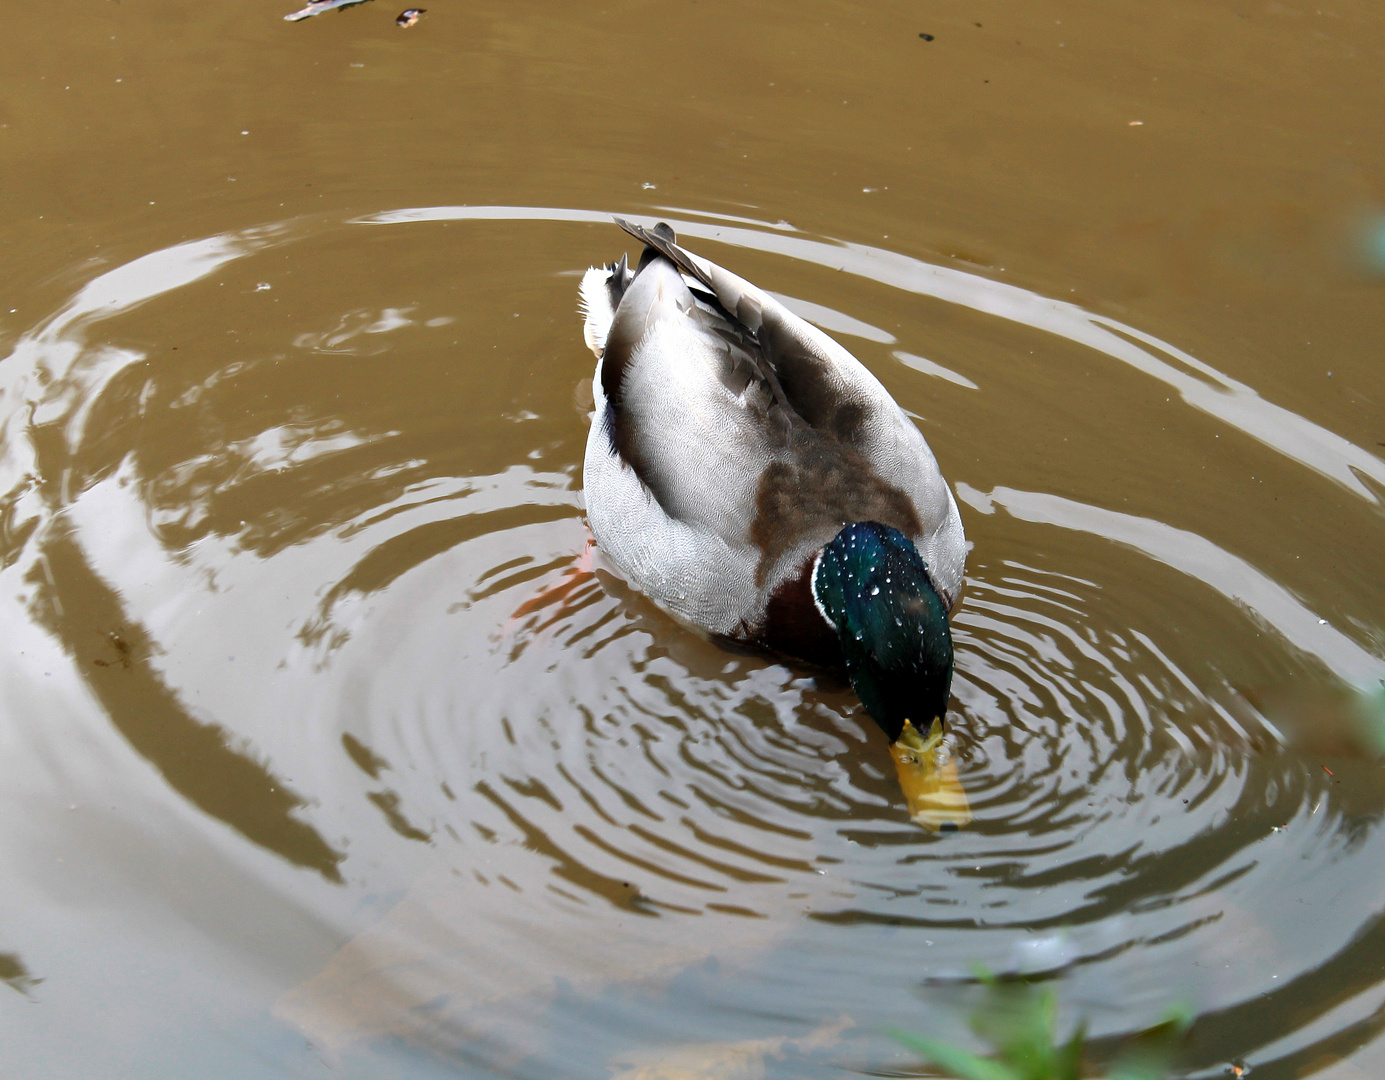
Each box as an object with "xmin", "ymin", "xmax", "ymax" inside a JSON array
[{"xmin": 890, "ymin": 719, "xmax": 972, "ymax": 832}]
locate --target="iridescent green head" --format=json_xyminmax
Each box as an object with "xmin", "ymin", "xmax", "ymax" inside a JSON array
[{"xmin": 812, "ymin": 522, "xmax": 954, "ymax": 742}]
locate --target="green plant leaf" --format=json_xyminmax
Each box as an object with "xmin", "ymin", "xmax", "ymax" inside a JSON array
[
  {"xmin": 1350, "ymin": 682, "xmax": 1385, "ymax": 754},
  {"xmin": 1152, "ymin": 1000, "xmax": 1195, "ymax": 1035},
  {"xmin": 1053, "ymin": 1018, "xmax": 1087, "ymax": 1080},
  {"xmin": 967, "ymin": 981, "xmax": 1059, "ymax": 1077},
  {"xmin": 887, "ymin": 1028, "xmax": 1023, "ymax": 1080},
  {"xmin": 1103, "ymin": 1000, "xmax": 1191, "ymax": 1080},
  {"xmin": 1104, "ymin": 1064, "xmax": 1168, "ymax": 1080}
]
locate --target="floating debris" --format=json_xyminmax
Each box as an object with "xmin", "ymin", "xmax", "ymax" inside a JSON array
[
  {"xmin": 396, "ymin": 8, "xmax": 425, "ymax": 27},
  {"xmin": 284, "ymin": 0, "xmax": 374, "ymax": 23},
  {"xmin": 918, "ymin": 32, "xmax": 935, "ymax": 41}
]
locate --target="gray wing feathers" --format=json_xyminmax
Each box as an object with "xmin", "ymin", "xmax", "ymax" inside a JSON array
[
  {"xmin": 652, "ymin": 232, "xmax": 966, "ymax": 603},
  {"xmin": 585, "ymin": 347, "xmax": 761, "ymax": 634}
]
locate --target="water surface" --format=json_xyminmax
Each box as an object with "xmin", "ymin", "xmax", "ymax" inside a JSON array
[{"xmin": 2, "ymin": 4, "xmax": 1383, "ymax": 1079}]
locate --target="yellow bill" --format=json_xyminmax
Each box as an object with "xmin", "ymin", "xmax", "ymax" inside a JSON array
[{"xmin": 890, "ymin": 718, "xmax": 972, "ymax": 832}]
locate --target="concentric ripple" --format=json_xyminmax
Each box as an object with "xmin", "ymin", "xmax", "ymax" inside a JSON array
[{"xmin": 1, "ymin": 207, "xmax": 1382, "ymax": 1079}]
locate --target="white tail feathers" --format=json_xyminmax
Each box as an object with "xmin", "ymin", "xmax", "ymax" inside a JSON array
[{"xmin": 578, "ymin": 266, "xmax": 616, "ymax": 358}]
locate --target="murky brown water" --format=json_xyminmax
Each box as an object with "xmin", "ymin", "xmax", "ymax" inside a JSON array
[{"xmin": 3, "ymin": 3, "xmax": 1384, "ymax": 1078}]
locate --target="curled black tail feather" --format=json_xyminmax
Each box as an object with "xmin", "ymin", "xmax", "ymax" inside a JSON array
[
  {"xmin": 611, "ymin": 217, "xmax": 795, "ymax": 419},
  {"xmin": 613, "ymin": 217, "xmax": 713, "ymax": 290},
  {"xmin": 604, "ymin": 252, "xmax": 631, "ymax": 315}
]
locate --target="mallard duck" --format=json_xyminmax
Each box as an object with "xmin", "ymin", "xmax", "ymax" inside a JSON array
[{"xmin": 579, "ymin": 219, "xmax": 969, "ymax": 829}]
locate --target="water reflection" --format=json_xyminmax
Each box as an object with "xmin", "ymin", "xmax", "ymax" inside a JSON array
[
  {"xmin": 30, "ymin": 526, "xmax": 345, "ymax": 880},
  {"xmin": 957, "ymin": 483, "xmax": 1385, "ymax": 688},
  {"xmin": 365, "ymin": 205, "xmax": 1385, "ymax": 505},
  {"xmin": 0, "ymin": 206, "xmax": 1381, "ymax": 1078},
  {"xmin": 1187, "ymin": 912, "xmax": 1385, "ymax": 1076}
]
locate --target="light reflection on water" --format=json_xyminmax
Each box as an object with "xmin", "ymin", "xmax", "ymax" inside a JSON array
[{"xmin": 1, "ymin": 207, "xmax": 1383, "ymax": 1078}]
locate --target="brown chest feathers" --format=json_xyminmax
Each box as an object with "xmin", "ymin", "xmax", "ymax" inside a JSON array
[
  {"xmin": 755, "ymin": 554, "xmax": 842, "ymax": 668},
  {"xmin": 748, "ymin": 425, "xmax": 923, "ymax": 588}
]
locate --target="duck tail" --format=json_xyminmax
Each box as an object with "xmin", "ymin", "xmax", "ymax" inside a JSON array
[
  {"xmin": 578, "ymin": 252, "xmax": 630, "ymax": 358},
  {"xmin": 613, "ymin": 218, "xmax": 710, "ymax": 287}
]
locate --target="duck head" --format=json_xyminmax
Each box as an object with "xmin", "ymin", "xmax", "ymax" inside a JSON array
[
  {"xmin": 812, "ymin": 522, "xmax": 967, "ymax": 830},
  {"xmin": 811, "ymin": 521, "xmax": 954, "ymax": 743}
]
